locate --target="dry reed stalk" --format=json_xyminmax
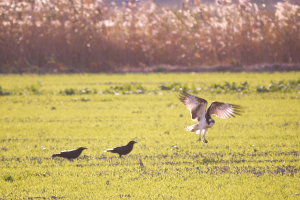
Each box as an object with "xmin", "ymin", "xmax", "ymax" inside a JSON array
[{"xmin": 0, "ymin": 0, "xmax": 299, "ymax": 73}]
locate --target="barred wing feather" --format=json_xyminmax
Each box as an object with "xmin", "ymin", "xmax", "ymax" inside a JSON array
[
  {"xmin": 206, "ymin": 102, "xmax": 243, "ymax": 119},
  {"xmin": 179, "ymin": 92, "xmax": 207, "ymax": 121}
]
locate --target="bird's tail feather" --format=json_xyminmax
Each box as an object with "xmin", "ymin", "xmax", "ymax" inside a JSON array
[
  {"xmin": 184, "ymin": 124, "xmax": 198, "ymax": 132},
  {"xmin": 51, "ymin": 154, "xmax": 59, "ymax": 158},
  {"xmin": 104, "ymin": 149, "xmax": 113, "ymax": 152}
]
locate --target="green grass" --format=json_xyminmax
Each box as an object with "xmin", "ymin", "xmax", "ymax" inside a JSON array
[{"xmin": 0, "ymin": 73, "xmax": 300, "ymax": 199}]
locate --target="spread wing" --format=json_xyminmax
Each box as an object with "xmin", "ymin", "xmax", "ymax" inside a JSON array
[
  {"xmin": 179, "ymin": 92, "xmax": 207, "ymax": 121},
  {"xmin": 206, "ymin": 102, "xmax": 243, "ymax": 119}
]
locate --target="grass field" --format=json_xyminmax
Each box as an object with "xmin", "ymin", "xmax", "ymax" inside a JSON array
[{"xmin": 0, "ymin": 72, "xmax": 300, "ymax": 199}]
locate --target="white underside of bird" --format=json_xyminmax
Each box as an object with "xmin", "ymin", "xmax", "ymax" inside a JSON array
[{"xmin": 184, "ymin": 117, "xmax": 215, "ymax": 143}]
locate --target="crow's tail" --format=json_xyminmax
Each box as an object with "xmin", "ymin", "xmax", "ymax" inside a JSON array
[{"xmin": 51, "ymin": 154, "xmax": 59, "ymax": 158}]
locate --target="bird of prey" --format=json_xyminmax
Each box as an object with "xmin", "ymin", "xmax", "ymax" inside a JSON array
[
  {"xmin": 179, "ymin": 92, "xmax": 243, "ymax": 143},
  {"xmin": 51, "ymin": 147, "xmax": 87, "ymax": 160},
  {"xmin": 104, "ymin": 141, "xmax": 137, "ymax": 158}
]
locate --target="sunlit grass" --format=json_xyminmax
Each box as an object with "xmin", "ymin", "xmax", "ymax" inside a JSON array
[
  {"xmin": 0, "ymin": 72, "xmax": 299, "ymax": 93},
  {"xmin": 0, "ymin": 73, "xmax": 299, "ymax": 199}
]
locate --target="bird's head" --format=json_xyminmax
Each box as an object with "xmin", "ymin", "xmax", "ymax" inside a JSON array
[
  {"xmin": 78, "ymin": 147, "xmax": 87, "ymax": 151},
  {"xmin": 128, "ymin": 141, "xmax": 137, "ymax": 146}
]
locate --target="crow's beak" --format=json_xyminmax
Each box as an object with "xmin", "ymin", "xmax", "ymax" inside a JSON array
[{"xmin": 134, "ymin": 141, "xmax": 138, "ymax": 143}]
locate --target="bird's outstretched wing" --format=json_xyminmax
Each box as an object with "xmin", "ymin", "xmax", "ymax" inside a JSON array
[
  {"xmin": 179, "ymin": 92, "xmax": 207, "ymax": 121},
  {"xmin": 206, "ymin": 102, "xmax": 243, "ymax": 119}
]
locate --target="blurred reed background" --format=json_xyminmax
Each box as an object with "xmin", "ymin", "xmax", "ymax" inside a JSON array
[{"xmin": 0, "ymin": 0, "xmax": 299, "ymax": 73}]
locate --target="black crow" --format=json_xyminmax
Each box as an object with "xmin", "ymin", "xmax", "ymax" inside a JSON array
[
  {"xmin": 105, "ymin": 141, "xmax": 137, "ymax": 158},
  {"xmin": 51, "ymin": 147, "xmax": 87, "ymax": 160}
]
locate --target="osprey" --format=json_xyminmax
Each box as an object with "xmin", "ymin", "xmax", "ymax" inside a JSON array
[{"xmin": 179, "ymin": 92, "xmax": 243, "ymax": 143}]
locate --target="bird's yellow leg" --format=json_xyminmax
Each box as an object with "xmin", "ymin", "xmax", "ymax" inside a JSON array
[{"xmin": 202, "ymin": 129, "xmax": 208, "ymax": 143}]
